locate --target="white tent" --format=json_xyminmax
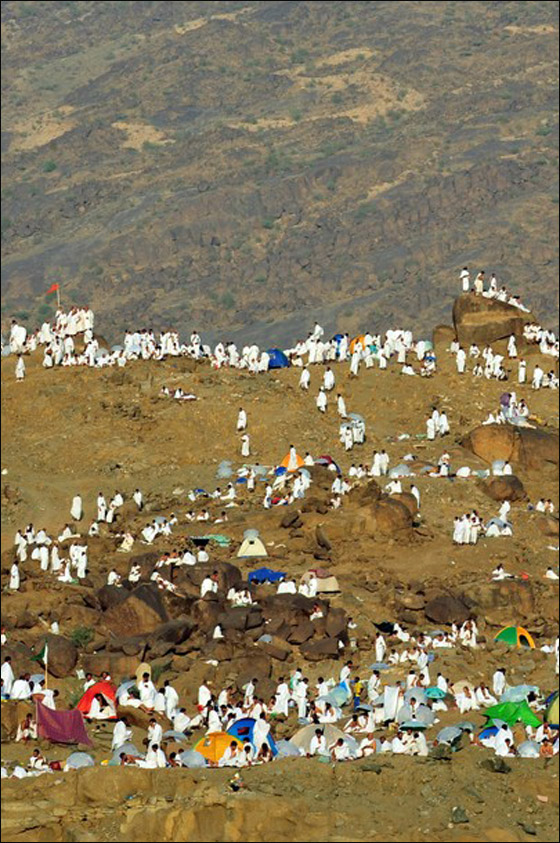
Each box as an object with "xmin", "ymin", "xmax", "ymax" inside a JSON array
[{"xmin": 237, "ymin": 529, "xmax": 268, "ymax": 558}]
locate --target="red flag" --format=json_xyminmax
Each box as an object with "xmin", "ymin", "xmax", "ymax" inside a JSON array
[{"xmin": 46, "ymin": 283, "xmax": 59, "ymax": 295}]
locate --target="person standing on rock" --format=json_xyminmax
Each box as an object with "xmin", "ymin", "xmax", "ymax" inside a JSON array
[
  {"xmin": 316, "ymin": 387, "xmax": 327, "ymax": 413},
  {"xmin": 379, "ymin": 450, "xmax": 390, "ymax": 475},
  {"xmin": 438, "ymin": 411, "xmax": 450, "ymax": 436},
  {"xmin": 240, "ymin": 434, "xmax": 251, "ymax": 458},
  {"xmin": 532, "ymin": 364, "xmax": 544, "ymax": 389},
  {"xmin": 1, "ymin": 657, "xmax": 14, "ymax": 696},
  {"xmin": 507, "ymin": 335, "xmax": 517, "ymax": 358},
  {"xmin": 518, "ymin": 359, "xmax": 527, "ymax": 385},
  {"xmin": 96, "ymin": 492, "xmax": 107, "ymax": 522},
  {"xmin": 456, "ymin": 347, "xmax": 467, "ymax": 374},
  {"xmin": 426, "ymin": 417, "xmax": 436, "ymax": 441},
  {"xmin": 272, "ymin": 677, "xmax": 290, "ymax": 718},
  {"xmin": 323, "ymin": 367, "xmax": 335, "ymax": 391},
  {"xmin": 460, "ymin": 267, "xmax": 470, "ymax": 293},
  {"xmin": 374, "ymin": 633, "xmax": 387, "ymax": 663},
  {"xmin": 9, "ymin": 561, "xmax": 20, "ymax": 591},
  {"xmin": 293, "ymin": 676, "xmax": 308, "ymax": 720},
  {"xmin": 474, "ymin": 271, "xmax": 485, "ymax": 294},
  {"xmin": 299, "ymin": 367, "xmax": 310, "ymax": 390},
  {"xmin": 70, "ymin": 494, "xmax": 83, "ymax": 522},
  {"xmin": 236, "ymin": 408, "xmax": 247, "ymax": 432},
  {"xmin": 15, "ymin": 355, "xmax": 25, "ymax": 382},
  {"xmin": 492, "ymin": 668, "xmax": 507, "ymax": 698}
]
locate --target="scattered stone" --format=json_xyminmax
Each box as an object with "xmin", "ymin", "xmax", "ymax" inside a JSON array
[
  {"xmin": 451, "ymin": 806, "xmax": 469, "ymax": 824},
  {"xmin": 481, "ymin": 757, "xmax": 511, "ymax": 774}
]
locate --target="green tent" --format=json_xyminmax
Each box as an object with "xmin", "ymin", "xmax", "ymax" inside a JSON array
[
  {"xmin": 485, "ymin": 700, "xmax": 541, "ymax": 728},
  {"xmin": 545, "ymin": 691, "xmax": 559, "ymax": 727},
  {"xmin": 494, "ymin": 626, "xmax": 535, "ymax": 648}
]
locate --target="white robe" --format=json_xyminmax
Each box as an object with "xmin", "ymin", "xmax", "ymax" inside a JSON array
[{"xmin": 70, "ymin": 496, "xmax": 83, "ymax": 521}]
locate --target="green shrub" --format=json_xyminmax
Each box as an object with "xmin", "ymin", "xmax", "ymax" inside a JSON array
[
  {"xmin": 221, "ymin": 292, "xmax": 235, "ymax": 309},
  {"xmin": 152, "ymin": 661, "xmax": 172, "ymax": 684},
  {"xmin": 42, "ymin": 160, "xmax": 57, "ymax": 173},
  {"xmin": 70, "ymin": 626, "xmax": 94, "ymax": 649}
]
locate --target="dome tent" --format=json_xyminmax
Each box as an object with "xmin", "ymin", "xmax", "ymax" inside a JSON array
[
  {"xmin": 194, "ymin": 732, "xmax": 242, "ymax": 764},
  {"xmin": 267, "ymin": 348, "xmax": 290, "ymax": 369},
  {"xmin": 237, "ymin": 529, "xmax": 268, "ymax": 558},
  {"xmin": 227, "ymin": 717, "xmax": 278, "ymax": 756},
  {"xmin": 76, "ymin": 681, "xmax": 117, "ymax": 719},
  {"xmin": 279, "ymin": 451, "xmax": 305, "ymax": 471},
  {"xmin": 494, "ymin": 626, "xmax": 535, "ymax": 649},
  {"xmin": 545, "ymin": 691, "xmax": 559, "ymax": 727}
]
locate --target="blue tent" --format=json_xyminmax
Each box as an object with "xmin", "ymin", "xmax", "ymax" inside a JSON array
[
  {"xmin": 248, "ymin": 567, "xmax": 286, "ymax": 584},
  {"xmin": 227, "ymin": 717, "xmax": 278, "ymax": 756},
  {"xmin": 267, "ymin": 348, "xmax": 290, "ymax": 369}
]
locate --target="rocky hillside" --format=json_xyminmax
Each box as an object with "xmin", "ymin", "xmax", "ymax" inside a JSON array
[
  {"xmin": 1, "ymin": 288, "xmax": 559, "ymax": 842},
  {"xmin": 1, "ymin": 0, "xmax": 559, "ymax": 343}
]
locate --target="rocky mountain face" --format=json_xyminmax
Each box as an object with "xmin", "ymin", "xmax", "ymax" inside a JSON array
[{"xmin": 1, "ymin": 0, "xmax": 559, "ymax": 343}]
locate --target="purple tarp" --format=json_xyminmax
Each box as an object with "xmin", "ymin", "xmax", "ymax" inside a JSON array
[{"xmin": 36, "ymin": 701, "xmax": 92, "ymax": 746}]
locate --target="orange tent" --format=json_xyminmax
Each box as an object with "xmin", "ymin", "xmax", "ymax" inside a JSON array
[
  {"xmin": 76, "ymin": 681, "xmax": 117, "ymax": 718},
  {"xmin": 194, "ymin": 732, "xmax": 242, "ymax": 764},
  {"xmin": 349, "ymin": 335, "xmax": 366, "ymax": 354},
  {"xmin": 280, "ymin": 451, "xmax": 305, "ymax": 471}
]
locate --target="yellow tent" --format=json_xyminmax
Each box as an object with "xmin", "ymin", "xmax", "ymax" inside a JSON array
[{"xmin": 194, "ymin": 732, "xmax": 242, "ymax": 764}]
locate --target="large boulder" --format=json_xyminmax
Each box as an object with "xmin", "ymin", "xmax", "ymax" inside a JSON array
[
  {"xmin": 390, "ymin": 492, "xmax": 419, "ymax": 518},
  {"xmin": 178, "ymin": 562, "xmax": 242, "ymax": 593},
  {"xmin": 260, "ymin": 594, "xmax": 320, "ymax": 627},
  {"xmin": 148, "ymin": 618, "xmax": 195, "ymax": 649},
  {"xmin": 425, "ymin": 594, "xmax": 471, "ymax": 625},
  {"xmin": 1, "ymin": 701, "xmax": 34, "ymax": 740},
  {"xmin": 287, "ymin": 621, "xmax": 315, "ymax": 645},
  {"xmin": 482, "ymin": 475, "xmax": 527, "ymax": 502},
  {"xmin": 300, "ymin": 637, "xmax": 340, "ymax": 660},
  {"xmin": 301, "ymin": 497, "xmax": 329, "ymax": 515},
  {"xmin": 433, "ymin": 324, "xmax": 456, "ymax": 349},
  {"xmin": 354, "ymin": 498, "xmax": 413, "ymax": 539},
  {"xmin": 82, "ymin": 652, "xmax": 143, "ymax": 677},
  {"xmin": 536, "ymin": 515, "xmax": 559, "ymax": 538},
  {"xmin": 464, "ymin": 425, "xmax": 559, "ymax": 472},
  {"xmin": 258, "ymin": 636, "xmax": 291, "ymax": 661},
  {"xmin": 103, "ymin": 584, "xmax": 168, "ymax": 637},
  {"xmin": 464, "ymin": 581, "xmax": 535, "ymax": 622},
  {"xmin": 355, "ymin": 480, "xmax": 383, "ymax": 506},
  {"xmin": 452, "ymin": 293, "xmax": 531, "ymax": 346},
  {"xmin": 305, "ymin": 465, "xmax": 337, "ymax": 489},
  {"xmin": 96, "ymin": 585, "xmax": 129, "ymax": 612},
  {"xmin": 36, "ymin": 634, "xmax": 78, "ymax": 678},
  {"xmin": 280, "ymin": 510, "xmax": 303, "ymax": 528},
  {"xmin": 191, "ymin": 599, "xmax": 223, "ymax": 632},
  {"xmin": 218, "ymin": 607, "xmax": 263, "ymax": 632},
  {"xmin": 226, "ymin": 654, "xmax": 272, "ymax": 687}
]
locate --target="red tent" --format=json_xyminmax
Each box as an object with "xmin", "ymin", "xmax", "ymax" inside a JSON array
[
  {"xmin": 36, "ymin": 701, "xmax": 92, "ymax": 746},
  {"xmin": 76, "ymin": 681, "xmax": 117, "ymax": 717}
]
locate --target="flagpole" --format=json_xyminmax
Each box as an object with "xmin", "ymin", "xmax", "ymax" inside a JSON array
[
  {"xmin": 56, "ymin": 286, "xmax": 61, "ymax": 309},
  {"xmin": 45, "ymin": 645, "xmax": 49, "ymax": 690}
]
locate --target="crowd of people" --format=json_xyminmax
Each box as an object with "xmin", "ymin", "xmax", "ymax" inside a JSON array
[{"xmin": 2, "ymin": 274, "xmax": 558, "ymax": 781}]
